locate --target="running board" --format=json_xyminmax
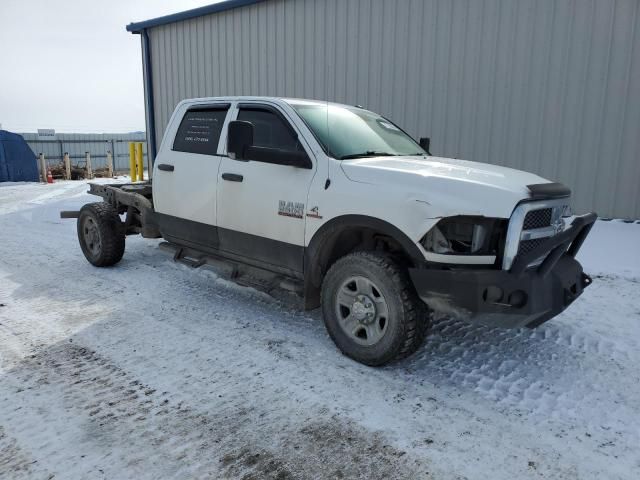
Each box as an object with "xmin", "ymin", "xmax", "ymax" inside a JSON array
[
  {"xmin": 172, "ymin": 246, "xmax": 207, "ymax": 268},
  {"xmin": 159, "ymin": 242, "xmax": 304, "ymax": 296}
]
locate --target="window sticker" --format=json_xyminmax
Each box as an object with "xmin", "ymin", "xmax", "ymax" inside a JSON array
[
  {"xmin": 377, "ymin": 119, "xmax": 401, "ymax": 131},
  {"xmin": 173, "ymin": 108, "xmax": 228, "ymax": 155}
]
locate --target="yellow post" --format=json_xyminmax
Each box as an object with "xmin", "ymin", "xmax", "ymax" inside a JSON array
[
  {"xmin": 129, "ymin": 142, "xmax": 137, "ymax": 182},
  {"xmin": 136, "ymin": 142, "xmax": 144, "ymax": 181}
]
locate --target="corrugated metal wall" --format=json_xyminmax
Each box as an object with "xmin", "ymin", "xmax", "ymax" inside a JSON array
[
  {"xmin": 20, "ymin": 132, "xmax": 147, "ymax": 172},
  {"xmin": 147, "ymin": 0, "xmax": 640, "ymax": 219}
]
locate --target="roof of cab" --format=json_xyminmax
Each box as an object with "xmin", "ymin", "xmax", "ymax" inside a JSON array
[{"xmin": 179, "ymin": 96, "xmax": 360, "ymax": 109}]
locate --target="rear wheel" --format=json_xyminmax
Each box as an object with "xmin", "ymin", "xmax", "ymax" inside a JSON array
[
  {"xmin": 77, "ymin": 202, "xmax": 125, "ymax": 267},
  {"xmin": 321, "ymin": 252, "xmax": 430, "ymax": 366}
]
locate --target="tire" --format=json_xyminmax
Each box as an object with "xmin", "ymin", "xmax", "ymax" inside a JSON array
[
  {"xmin": 321, "ymin": 252, "xmax": 430, "ymax": 366},
  {"xmin": 77, "ymin": 202, "xmax": 125, "ymax": 267}
]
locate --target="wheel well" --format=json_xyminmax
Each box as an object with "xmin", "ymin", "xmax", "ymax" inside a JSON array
[
  {"xmin": 322, "ymin": 227, "xmax": 413, "ymax": 273},
  {"xmin": 303, "ymin": 219, "xmax": 422, "ymax": 310}
]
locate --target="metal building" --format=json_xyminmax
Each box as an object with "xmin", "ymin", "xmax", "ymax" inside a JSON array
[
  {"xmin": 127, "ymin": 0, "xmax": 640, "ymax": 219},
  {"xmin": 21, "ymin": 132, "xmax": 147, "ymax": 172}
]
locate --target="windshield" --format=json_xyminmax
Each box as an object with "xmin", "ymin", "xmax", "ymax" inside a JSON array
[{"xmin": 291, "ymin": 103, "xmax": 425, "ymax": 159}]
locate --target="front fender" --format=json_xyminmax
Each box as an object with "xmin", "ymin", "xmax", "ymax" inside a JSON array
[
  {"xmin": 302, "ymin": 214, "xmax": 427, "ymax": 310},
  {"xmin": 305, "ymin": 215, "xmax": 425, "ymax": 284}
]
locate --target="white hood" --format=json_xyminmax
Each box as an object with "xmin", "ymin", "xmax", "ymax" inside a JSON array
[{"xmin": 340, "ymin": 155, "xmax": 552, "ymax": 219}]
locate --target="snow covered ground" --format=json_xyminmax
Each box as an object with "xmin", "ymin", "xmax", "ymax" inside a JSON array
[{"xmin": 0, "ymin": 180, "xmax": 639, "ymax": 479}]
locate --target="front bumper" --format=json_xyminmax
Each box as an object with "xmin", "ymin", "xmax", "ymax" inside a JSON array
[{"xmin": 409, "ymin": 212, "xmax": 597, "ymax": 329}]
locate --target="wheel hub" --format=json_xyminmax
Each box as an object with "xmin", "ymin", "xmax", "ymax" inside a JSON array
[
  {"xmin": 334, "ymin": 276, "xmax": 390, "ymax": 347},
  {"xmin": 351, "ymin": 294, "xmax": 376, "ymax": 324}
]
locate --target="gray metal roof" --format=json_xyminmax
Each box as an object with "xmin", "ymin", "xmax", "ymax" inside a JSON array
[{"xmin": 126, "ymin": 0, "xmax": 267, "ymax": 33}]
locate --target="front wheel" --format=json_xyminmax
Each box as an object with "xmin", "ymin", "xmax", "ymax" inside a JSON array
[
  {"xmin": 77, "ymin": 202, "xmax": 125, "ymax": 267},
  {"xmin": 321, "ymin": 252, "xmax": 430, "ymax": 366}
]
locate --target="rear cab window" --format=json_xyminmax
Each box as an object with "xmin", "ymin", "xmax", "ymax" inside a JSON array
[{"xmin": 173, "ymin": 104, "xmax": 230, "ymax": 155}]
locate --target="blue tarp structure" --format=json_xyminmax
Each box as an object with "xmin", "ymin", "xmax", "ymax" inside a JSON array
[{"xmin": 0, "ymin": 130, "xmax": 39, "ymax": 182}]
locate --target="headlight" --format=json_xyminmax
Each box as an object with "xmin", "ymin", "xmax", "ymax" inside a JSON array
[{"xmin": 422, "ymin": 216, "xmax": 507, "ymax": 256}]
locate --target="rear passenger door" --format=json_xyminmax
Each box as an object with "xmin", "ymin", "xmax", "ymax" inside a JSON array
[
  {"xmin": 153, "ymin": 103, "xmax": 230, "ymax": 245},
  {"xmin": 216, "ymin": 103, "xmax": 316, "ymax": 274}
]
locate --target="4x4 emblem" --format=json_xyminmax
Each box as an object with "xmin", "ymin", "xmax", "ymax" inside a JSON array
[{"xmin": 306, "ymin": 206, "xmax": 323, "ymax": 219}]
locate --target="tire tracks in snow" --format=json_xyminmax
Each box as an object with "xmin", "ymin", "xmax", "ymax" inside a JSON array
[
  {"xmin": 0, "ymin": 425, "xmax": 50, "ymax": 480},
  {"xmin": 0, "ymin": 343, "xmax": 431, "ymax": 479}
]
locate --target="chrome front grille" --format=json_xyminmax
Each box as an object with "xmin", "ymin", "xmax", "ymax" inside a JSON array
[{"xmin": 502, "ymin": 199, "xmax": 569, "ymax": 270}]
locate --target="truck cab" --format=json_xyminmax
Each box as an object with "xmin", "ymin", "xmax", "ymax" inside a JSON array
[
  {"xmin": 153, "ymin": 98, "xmax": 317, "ymax": 276},
  {"xmin": 68, "ymin": 96, "xmax": 596, "ymax": 366}
]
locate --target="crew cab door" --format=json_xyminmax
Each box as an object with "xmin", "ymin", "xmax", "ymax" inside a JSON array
[
  {"xmin": 153, "ymin": 103, "xmax": 231, "ymax": 246},
  {"xmin": 216, "ymin": 103, "xmax": 316, "ymax": 274}
]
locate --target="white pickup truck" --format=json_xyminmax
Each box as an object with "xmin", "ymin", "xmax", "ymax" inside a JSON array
[{"xmin": 63, "ymin": 96, "xmax": 596, "ymax": 366}]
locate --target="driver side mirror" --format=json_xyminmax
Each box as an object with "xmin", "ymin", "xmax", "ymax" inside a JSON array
[
  {"xmin": 227, "ymin": 120, "xmax": 254, "ymax": 160},
  {"xmin": 419, "ymin": 137, "xmax": 432, "ymax": 155}
]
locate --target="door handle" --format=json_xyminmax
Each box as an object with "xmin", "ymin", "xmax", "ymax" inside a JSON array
[
  {"xmin": 158, "ymin": 163, "xmax": 174, "ymax": 172},
  {"xmin": 222, "ymin": 173, "xmax": 243, "ymax": 182}
]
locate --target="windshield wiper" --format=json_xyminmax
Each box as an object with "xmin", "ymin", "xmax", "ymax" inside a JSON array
[{"xmin": 339, "ymin": 151, "xmax": 398, "ymax": 160}]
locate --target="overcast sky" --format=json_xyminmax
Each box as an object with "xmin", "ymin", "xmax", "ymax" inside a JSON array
[{"xmin": 0, "ymin": 0, "xmax": 216, "ymax": 133}]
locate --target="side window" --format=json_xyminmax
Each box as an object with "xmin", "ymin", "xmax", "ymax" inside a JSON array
[
  {"xmin": 236, "ymin": 108, "xmax": 301, "ymax": 152},
  {"xmin": 173, "ymin": 106, "xmax": 229, "ymax": 155}
]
